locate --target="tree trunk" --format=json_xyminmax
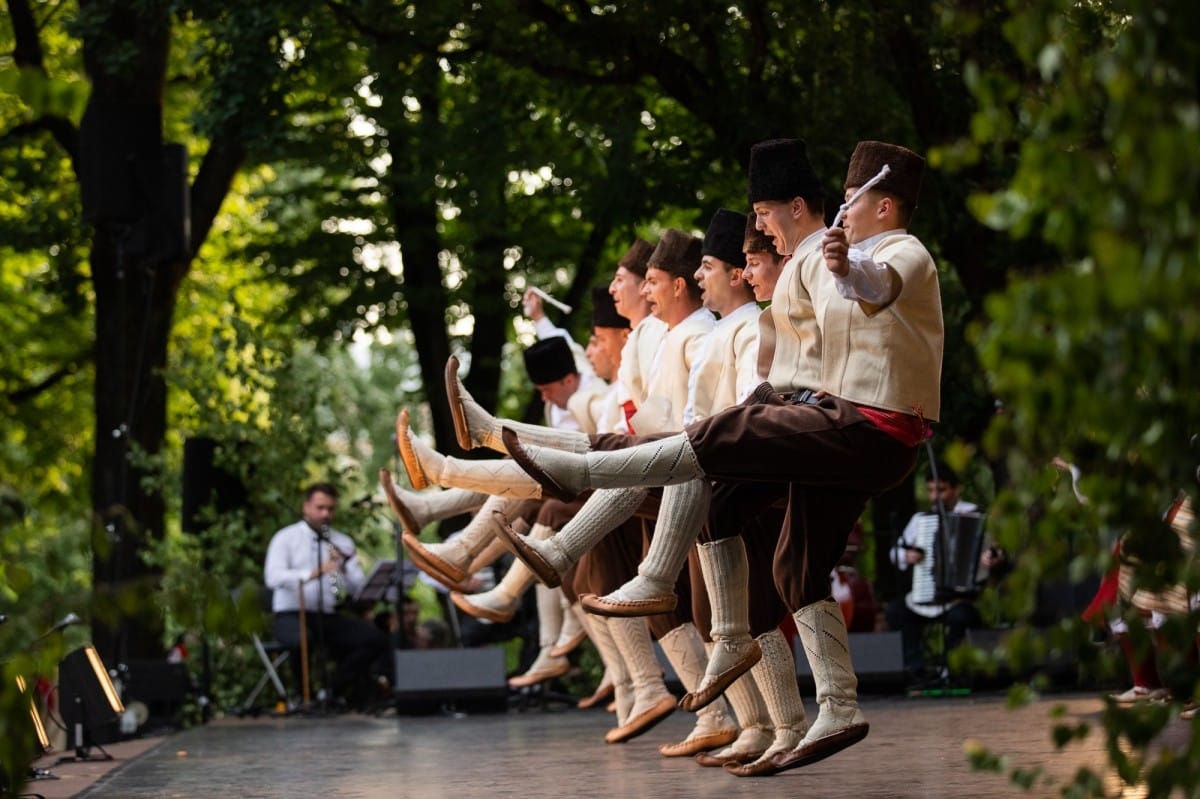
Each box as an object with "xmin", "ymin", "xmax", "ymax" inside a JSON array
[{"xmin": 79, "ymin": 0, "xmax": 173, "ymax": 663}]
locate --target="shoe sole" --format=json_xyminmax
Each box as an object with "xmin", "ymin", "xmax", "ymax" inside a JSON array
[
  {"xmin": 445, "ymin": 355, "xmax": 473, "ymax": 451},
  {"xmin": 679, "ymin": 644, "xmax": 763, "ymax": 712},
  {"xmin": 450, "ymin": 590, "xmax": 516, "ymax": 623},
  {"xmin": 580, "ymin": 592, "xmax": 677, "ymax": 618},
  {"xmin": 768, "ymin": 724, "xmax": 870, "ymax": 774},
  {"xmin": 501, "ymin": 427, "xmax": 579, "ymax": 503},
  {"xmin": 604, "ymin": 696, "xmax": 676, "ymax": 743},
  {"xmin": 492, "ymin": 509, "xmax": 562, "ymax": 588},
  {"xmin": 395, "ymin": 409, "xmax": 429, "ymax": 490}
]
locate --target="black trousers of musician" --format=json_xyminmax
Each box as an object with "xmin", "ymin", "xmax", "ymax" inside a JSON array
[
  {"xmin": 274, "ymin": 611, "xmax": 390, "ymax": 707},
  {"xmin": 884, "ymin": 598, "xmax": 982, "ymax": 678}
]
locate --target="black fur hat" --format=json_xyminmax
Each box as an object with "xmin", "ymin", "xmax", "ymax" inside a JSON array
[
  {"xmin": 747, "ymin": 138, "xmax": 823, "ymax": 205},
  {"xmin": 523, "ymin": 336, "xmax": 576, "ymax": 385},
  {"xmin": 702, "ymin": 208, "xmax": 748, "ymax": 268}
]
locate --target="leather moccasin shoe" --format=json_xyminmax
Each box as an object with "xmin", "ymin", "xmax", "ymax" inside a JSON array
[
  {"xmin": 768, "ymin": 723, "xmax": 870, "ymax": 773},
  {"xmin": 401, "ymin": 531, "xmax": 469, "ymax": 587},
  {"xmin": 444, "ymin": 356, "xmax": 474, "ymax": 451},
  {"xmin": 380, "ymin": 469, "xmax": 422, "ymax": 536},
  {"xmin": 549, "ymin": 628, "xmax": 588, "ymax": 658},
  {"xmin": 507, "ymin": 659, "xmax": 570, "ymax": 688},
  {"xmin": 658, "ymin": 727, "xmax": 739, "ymax": 757},
  {"xmin": 604, "ymin": 696, "xmax": 676, "ymax": 743},
  {"xmin": 679, "ymin": 641, "xmax": 762, "ymax": 713},
  {"xmin": 450, "ymin": 590, "xmax": 515, "ymax": 624},
  {"xmin": 580, "ymin": 592, "xmax": 677, "ymax": 618},
  {"xmin": 493, "ymin": 511, "xmax": 562, "ymax": 588},
  {"xmin": 724, "ymin": 753, "xmax": 791, "ymax": 777},
  {"xmin": 501, "ymin": 427, "xmax": 580, "ymax": 503},
  {"xmin": 695, "ymin": 748, "xmax": 766, "ymax": 768}
]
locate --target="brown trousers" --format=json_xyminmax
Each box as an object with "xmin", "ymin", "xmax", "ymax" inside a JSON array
[
  {"xmin": 700, "ymin": 480, "xmax": 790, "ymax": 637},
  {"xmin": 688, "ymin": 389, "xmax": 919, "ymax": 611}
]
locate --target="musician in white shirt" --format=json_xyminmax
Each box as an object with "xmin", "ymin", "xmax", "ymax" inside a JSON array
[
  {"xmin": 264, "ymin": 482, "xmax": 389, "ymax": 708},
  {"xmin": 886, "ymin": 463, "xmax": 1006, "ymax": 682}
]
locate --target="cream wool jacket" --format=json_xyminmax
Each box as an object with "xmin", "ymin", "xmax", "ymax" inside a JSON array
[
  {"xmin": 816, "ymin": 230, "xmax": 943, "ymax": 421},
  {"xmin": 634, "ymin": 307, "xmax": 715, "ymax": 434},
  {"xmin": 685, "ymin": 301, "xmax": 761, "ymax": 424},
  {"xmin": 765, "ymin": 228, "xmax": 828, "ymax": 394}
]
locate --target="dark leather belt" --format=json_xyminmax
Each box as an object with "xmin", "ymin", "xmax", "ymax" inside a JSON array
[{"xmin": 780, "ymin": 388, "xmax": 821, "ymax": 405}]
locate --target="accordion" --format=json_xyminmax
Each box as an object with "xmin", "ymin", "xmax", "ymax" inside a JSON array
[{"xmin": 910, "ymin": 511, "xmax": 987, "ymax": 605}]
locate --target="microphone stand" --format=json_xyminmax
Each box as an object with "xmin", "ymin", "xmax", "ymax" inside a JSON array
[
  {"xmin": 309, "ymin": 523, "xmax": 337, "ymax": 714},
  {"xmin": 911, "ymin": 442, "xmax": 967, "ymax": 697}
]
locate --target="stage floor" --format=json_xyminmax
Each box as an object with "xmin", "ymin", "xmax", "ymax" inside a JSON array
[{"xmin": 37, "ymin": 690, "xmax": 1182, "ymax": 799}]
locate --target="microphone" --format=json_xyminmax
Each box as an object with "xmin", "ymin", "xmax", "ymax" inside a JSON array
[
  {"xmin": 50, "ymin": 612, "xmax": 81, "ymax": 633},
  {"xmin": 33, "ymin": 612, "xmax": 81, "ymax": 642}
]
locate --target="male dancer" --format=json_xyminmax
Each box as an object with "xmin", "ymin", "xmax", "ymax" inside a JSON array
[{"xmin": 501, "ymin": 140, "xmax": 942, "ymax": 772}]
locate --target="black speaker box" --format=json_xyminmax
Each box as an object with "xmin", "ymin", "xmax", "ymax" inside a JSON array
[
  {"xmin": 182, "ymin": 437, "xmax": 247, "ymax": 535},
  {"xmin": 124, "ymin": 660, "xmax": 190, "ymax": 730},
  {"xmin": 392, "ymin": 648, "xmax": 508, "ymax": 714},
  {"xmin": 78, "ymin": 100, "xmax": 162, "ymax": 226},
  {"xmin": 59, "ymin": 646, "xmax": 125, "ymax": 747}
]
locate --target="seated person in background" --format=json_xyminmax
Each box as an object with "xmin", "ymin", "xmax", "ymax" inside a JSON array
[
  {"xmin": 885, "ymin": 463, "xmax": 1008, "ymax": 683},
  {"xmin": 416, "ymin": 618, "xmax": 452, "ymax": 649},
  {"xmin": 264, "ymin": 482, "xmax": 390, "ymax": 709}
]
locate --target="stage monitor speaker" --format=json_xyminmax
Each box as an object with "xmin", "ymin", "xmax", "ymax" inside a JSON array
[
  {"xmin": 393, "ymin": 648, "xmax": 507, "ymax": 714},
  {"xmin": 123, "ymin": 660, "xmax": 190, "ymax": 730},
  {"xmin": 59, "ymin": 646, "xmax": 125, "ymax": 752}
]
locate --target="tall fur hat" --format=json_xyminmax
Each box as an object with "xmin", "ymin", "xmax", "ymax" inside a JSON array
[
  {"xmin": 647, "ymin": 228, "xmax": 703, "ymax": 282},
  {"xmin": 742, "ymin": 212, "xmax": 779, "ymax": 255},
  {"xmin": 702, "ymin": 208, "xmax": 748, "ymax": 268},
  {"xmin": 591, "ymin": 285, "xmax": 629, "ymax": 329},
  {"xmin": 617, "ymin": 238, "xmax": 655, "ymax": 278},
  {"xmin": 747, "ymin": 138, "xmax": 823, "ymax": 205},
  {"xmin": 523, "ymin": 336, "xmax": 576, "ymax": 385},
  {"xmin": 844, "ymin": 141, "xmax": 925, "ymax": 208}
]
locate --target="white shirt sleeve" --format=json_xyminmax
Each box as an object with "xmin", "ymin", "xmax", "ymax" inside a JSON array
[
  {"xmin": 264, "ymin": 528, "xmax": 311, "ymax": 589},
  {"xmin": 834, "ymin": 247, "xmax": 896, "ymax": 304},
  {"xmin": 889, "ymin": 513, "xmax": 922, "ymax": 572}
]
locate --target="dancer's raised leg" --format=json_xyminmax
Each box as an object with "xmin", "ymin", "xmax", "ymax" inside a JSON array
[
  {"xmin": 582, "ymin": 479, "xmax": 712, "ymax": 617},
  {"xmin": 445, "ymin": 356, "xmax": 591, "ymax": 454}
]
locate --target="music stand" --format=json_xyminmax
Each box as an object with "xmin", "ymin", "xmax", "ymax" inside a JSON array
[{"xmin": 355, "ymin": 560, "xmax": 399, "ymax": 605}]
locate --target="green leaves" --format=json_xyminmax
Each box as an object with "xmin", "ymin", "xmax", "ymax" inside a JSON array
[{"xmin": 0, "ymin": 66, "xmax": 89, "ymax": 122}]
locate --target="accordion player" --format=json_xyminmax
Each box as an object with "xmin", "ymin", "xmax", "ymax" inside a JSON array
[{"xmin": 885, "ymin": 470, "xmax": 1008, "ymax": 679}]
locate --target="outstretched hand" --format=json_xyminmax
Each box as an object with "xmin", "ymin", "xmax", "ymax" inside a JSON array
[
  {"xmin": 822, "ymin": 226, "xmax": 850, "ymax": 277},
  {"xmin": 522, "ymin": 288, "xmax": 545, "ymax": 320}
]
